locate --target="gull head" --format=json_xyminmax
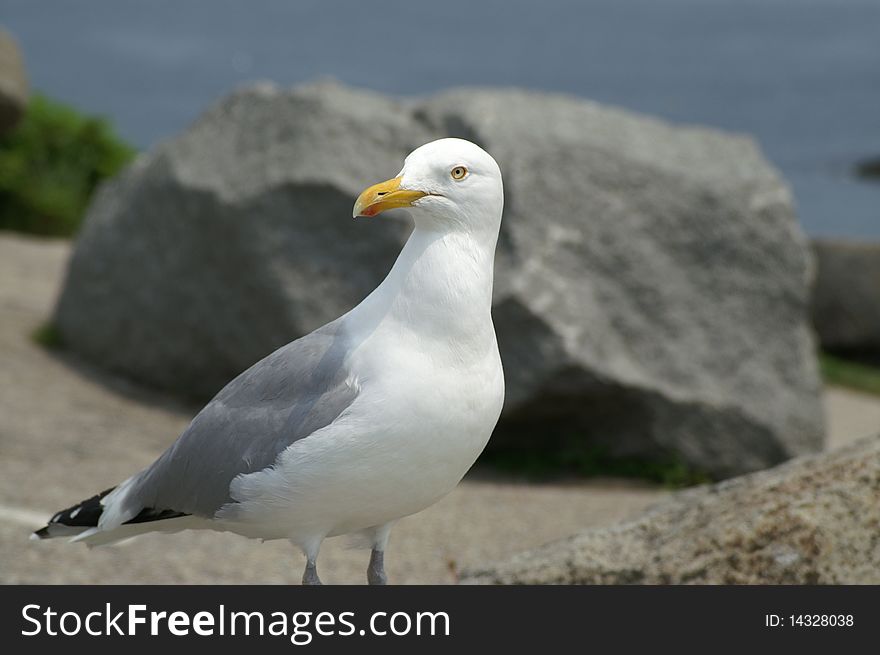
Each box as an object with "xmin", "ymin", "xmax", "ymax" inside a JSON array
[{"xmin": 353, "ymin": 138, "xmax": 503, "ymax": 234}]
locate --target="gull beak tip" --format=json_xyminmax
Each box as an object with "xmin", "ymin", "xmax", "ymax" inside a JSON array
[{"xmin": 352, "ymin": 176, "xmax": 426, "ymax": 219}]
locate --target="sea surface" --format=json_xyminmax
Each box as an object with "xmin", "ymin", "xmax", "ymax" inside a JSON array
[{"xmin": 3, "ymin": 0, "xmax": 879, "ymax": 237}]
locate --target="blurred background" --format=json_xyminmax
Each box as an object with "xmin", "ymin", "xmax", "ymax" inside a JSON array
[
  {"xmin": 1, "ymin": 0, "xmax": 879, "ymax": 584},
  {"xmin": 5, "ymin": 0, "xmax": 880, "ymax": 235}
]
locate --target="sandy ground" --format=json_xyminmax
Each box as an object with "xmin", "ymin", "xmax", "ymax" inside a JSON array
[{"xmin": 1, "ymin": 234, "xmax": 877, "ymax": 584}]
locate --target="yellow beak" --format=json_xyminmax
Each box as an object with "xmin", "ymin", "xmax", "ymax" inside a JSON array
[{"xmin": 352, "ymin": 176, "xmax": 428, "ymax": 218}]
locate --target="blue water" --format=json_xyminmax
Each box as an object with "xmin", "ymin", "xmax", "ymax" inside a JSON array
[{"xmin": 3, "ymin": 0, "xmax": 879, "ymax": 237}]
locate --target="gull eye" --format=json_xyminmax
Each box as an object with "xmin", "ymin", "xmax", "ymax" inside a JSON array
[{"xmin": 450, "ymin": 166, "xmax": 468, "ymax": 181}]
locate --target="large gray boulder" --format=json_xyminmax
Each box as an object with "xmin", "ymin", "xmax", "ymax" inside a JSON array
[
  {"xmin": 0, "ymin": 28, "xmax": 28, "ymax": 135},
  {"xmin": 811, "ymin": 239, "xmax": 880, "ymax": 358},
  {"xmin": 418, "ymin": 89, "xmax": 822, "ymax": 477},
  {"xmin": 54, "ymin": 82, "xmax": 823, "ymax": 477},
  {"xmin": 56, "ymin": 83, "xmax": 429, "ymax": 394},
  {"xmin": 463, "ymin": 434, "xmax": 880, "ymax": 584}
]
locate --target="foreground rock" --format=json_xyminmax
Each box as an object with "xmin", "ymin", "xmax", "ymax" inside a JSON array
[
  {"xmin": 811, "ymin": 239, "xmax": 880, "ymax": 358},
  {"xmin": 55, "ymin": 82, "xmax": 822, "ymax": 477},
  {"xmin": 464, "ymin": 434, "xmax": 880, "ymax": 584},
  {"xmin": 0, "ymin": 29, "xmax": 28, "ymax": 135}
]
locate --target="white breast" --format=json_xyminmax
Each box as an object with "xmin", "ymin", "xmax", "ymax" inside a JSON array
[{"xmin": 220, "ymin": 324, "xmax": 504, "ymax": 543}]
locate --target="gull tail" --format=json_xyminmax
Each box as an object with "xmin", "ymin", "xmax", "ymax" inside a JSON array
[{"xmin": 31, "ymin": 486, "xmax": 191, "ymax": 545}]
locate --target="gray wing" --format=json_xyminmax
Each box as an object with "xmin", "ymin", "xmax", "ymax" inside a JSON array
[{"xmin": 115, "ymin": 320, "xmax": 357, "ymax": 519}]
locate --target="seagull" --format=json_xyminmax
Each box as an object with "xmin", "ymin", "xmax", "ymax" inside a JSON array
[{"xmin": 32, "ymin": 138, "xmax": 506, "ymax": 585}]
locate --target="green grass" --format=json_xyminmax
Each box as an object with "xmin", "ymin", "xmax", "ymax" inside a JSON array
[
  {"xmin": 855, "ymin": 157, "xmax": 880, "ymax": 180},
  {"xmin": 0, "ymin": 94, "xmax": 135, "ymax": 236},
  {"xmin": 820, "ymin": 352, "xmax": 880, "ymax": 397},
  {"xmin": 480, "ymin": 445, "xmax": 711, "ymax": 489},
  {"xmin": 31, "ymin": 322, "xmax": 64, "ymax": 350}
]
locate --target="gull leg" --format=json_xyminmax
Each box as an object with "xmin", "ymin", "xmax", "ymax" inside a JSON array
[
  {"xmin": 297, "ymin": 537, "xmax": 324, "ymax": 585},
  {"xmin": 366, "ymin": 521, "xmax": 395, "ymax": 585},
  {"xmin": 368, "ymin": 549, "xmax": 387, "ymax": 585}
]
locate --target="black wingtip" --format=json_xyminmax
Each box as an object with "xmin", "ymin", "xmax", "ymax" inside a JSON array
[
  {"xmin": 36, "ymin": 485, "xmax": 190, "ymax": 541},
  {"xmin": 31, "ymin": 526, "xmax": 50, "ymax": 540},
  {"xmin": 46, "ymin": 487, "xmax": 116, "ymax": 530}
]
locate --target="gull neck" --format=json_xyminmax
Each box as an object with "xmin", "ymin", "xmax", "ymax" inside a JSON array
[{"xmin": 351, "ymin": 225, "xmax": 500, "ymax": 346}]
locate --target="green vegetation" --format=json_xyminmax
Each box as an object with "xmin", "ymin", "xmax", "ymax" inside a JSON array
[
  {"xmin": 481, "ymin": 445, "xmax": 711, "ymax": 489},
  {"xmin": 0, "ymin": 94, "xmax": 135, "ymax": 237},
  {"xmin": 855, "ymin": 156, "xmax": 880, "ymax": 180},
  {"xmin": 820, "ymin": 352, "xmax": 880, "ymax": 397},
  {"xmin": 31, "ymin": 322, "xmax": 64, "ymax": 349}
]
